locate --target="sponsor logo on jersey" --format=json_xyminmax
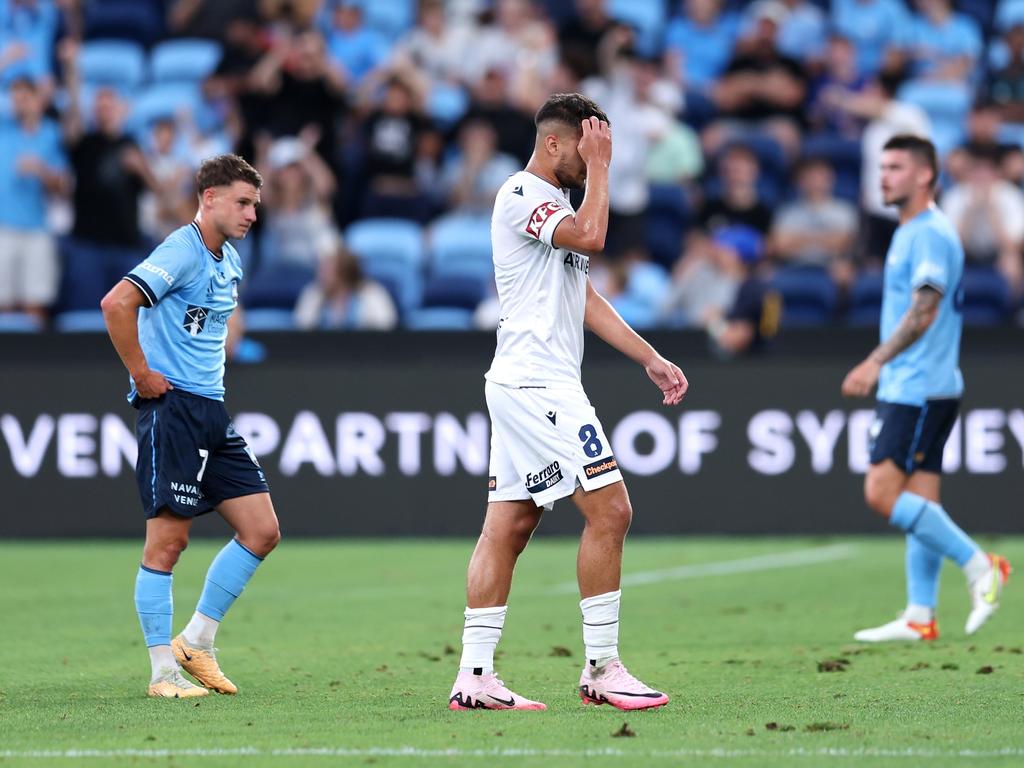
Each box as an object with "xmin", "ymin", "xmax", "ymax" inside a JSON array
[
  {"xmin": 563, "ymin": 252, "xmax": 589, "ymax": 274},
  {"xmin": 488, "ymin": 475, "xmax": 497, "ymax": 491},
  {"xmin": 183, "ymin": 305, "xmax": 209, "ymax": 336},
  {"xmin": 525, "ymin": 201, "xmax": 564, "ymax": 239},
  {"xmin": 583, "ymin": 456, "xmax": 618, "ymax": 479},
  {"xmin": 525, "ymin": 460, "xmax": 562, "ymax": 494},
  {"xmin": 140, "ymin": 261, "xmax": 174, "ymax": 286}
]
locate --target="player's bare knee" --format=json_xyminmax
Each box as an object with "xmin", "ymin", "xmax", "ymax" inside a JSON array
[
  {"xmin": 589, "ymin": 498, "xmax": 632, "ymax": 539},
  {"xmin": 144, "ymin": 536, "xmax": 188, "ymax": 571},
  {"xmin": 240, "ymin": 525, "xmax": 280, "ymax": 558},
  {"xmin": 864, "ymin": 476, "xmax": 897, "ymax": 517}
]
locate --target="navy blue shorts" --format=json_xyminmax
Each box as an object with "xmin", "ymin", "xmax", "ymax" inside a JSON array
[
  {"xmin": 135, "ymin": 390, "xmax": 269, "ymax": 519},
  {"xmin": 869, "ymin": 398, "xmax": 960, "ymax": 475}
]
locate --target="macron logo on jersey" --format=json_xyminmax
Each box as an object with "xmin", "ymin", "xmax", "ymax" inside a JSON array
[{"xmin": 525, "ymin": 201, "xmax": 564, "ymax": 239}]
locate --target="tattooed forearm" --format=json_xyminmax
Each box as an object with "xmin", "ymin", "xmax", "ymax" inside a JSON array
[{"xmin": 869, "ymin": 286, "xmax": 941, "ymax": 365}]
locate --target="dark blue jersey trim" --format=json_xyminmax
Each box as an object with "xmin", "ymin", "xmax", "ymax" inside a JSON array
[
  {"xmin": 123, "ymin": 274, "xmax": 158, "ymax": 307},
  {"xmin": 191, "ymin": 221, "xmax": 224, "ymax": 262}
]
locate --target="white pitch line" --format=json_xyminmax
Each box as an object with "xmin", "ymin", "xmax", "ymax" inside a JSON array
[
  {"xmin": 548, "ymin": 543, "xmax": 857, "ymax": 594},
  {"xmin": 2, "ymin": 746, "xmax": 1023, "ymax": 760}
]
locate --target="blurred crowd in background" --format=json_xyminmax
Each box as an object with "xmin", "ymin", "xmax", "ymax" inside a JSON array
[{"xmin": 2, "ymin": 0, "xmax": 1024, "ymax": 351}]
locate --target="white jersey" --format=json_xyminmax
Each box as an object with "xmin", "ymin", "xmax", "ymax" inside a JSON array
[{"xmin": 485, "ymin": 170, "xmax": 590, "ymax": 388}]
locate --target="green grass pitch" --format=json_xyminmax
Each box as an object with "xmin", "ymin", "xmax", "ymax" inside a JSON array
[{"xmin": 1, "ymin": 536, "xmax": 1022, "ymax": 768}]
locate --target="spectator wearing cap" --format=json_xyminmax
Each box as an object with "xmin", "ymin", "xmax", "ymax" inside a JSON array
[
  {"xmin": 699, "ymin": 143, "xmax": 773, "ymax": 236},
  {"xmin": 0, "ymin": 76, "xmax": 68, "ymax": 320},
  {"xmin": 256, "ymin": 130, "xmax": 339, "ymax": 271},
  {"xmin": 293, "ymin": 243, "xmax": 397, "ymax": 330},
  {"xmin": 940, "ymin": 146, "xmax": 1024, "ymax": 298},
  {"xmin": 659, "ymin": 227, "xmax": 753, "ymax": 327},
  {"xmin": 704, "ymin": 0, "xmax": 807, "ymax": 160},
  {"xmin": 831, "ymin": 0, "xmax": 910, "ymax": 77},
  {"xmin": 709, "ymin": 225, "xmax": 780, "ymax": 356},
  {"xmin": 897, "ymin": 0, "xmax": 982, "ymax": 83},
  {"xmin": 664, "ymin": 0, "xmax": 740, "ymax": 93},
  {"xmin": 771, "ymin": 156, "xmax": 858, "ymax": 291}
]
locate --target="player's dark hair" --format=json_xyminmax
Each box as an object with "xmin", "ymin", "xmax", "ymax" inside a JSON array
[
  {"xmin": 535, "ymin": 93, "xmax": 609, "ymax": 131},
  {"xmin": 883, "ymin": 134, "xmax": 939, "ymax": 190},
  {"xmin": 196, "ymin": 154, "xmax": 263, "ymax": 193}
]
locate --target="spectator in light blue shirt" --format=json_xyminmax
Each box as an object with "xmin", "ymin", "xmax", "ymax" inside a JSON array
[
  {"xmin": 899, "ymin": 0, "xmax": 982, "ymax": 82},
  {"xmin": 0, "ymin": 76, "xmax": 67, "ymax": 317},
  {"xmin": 326, "ymin": 1, "xmax": 389, "ymax": 86},
  {"xmin": 664, "ymin": 0, "xmax": 740, "ymax": 91},
  {"xmin": 832, "ymin": 0, "xmax": 910, "ymax": 76},
  {"xmin": 0, "ymin": 0, "xmax": 59, "ymax": 88}
]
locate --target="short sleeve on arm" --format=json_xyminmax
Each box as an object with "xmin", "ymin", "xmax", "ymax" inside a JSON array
[
  {"xmin": 124, "ymin": 238, "xmax": 198, "ymax": 307},
  {"xmin": 909, "ymin": 226, "xmax": 952, "ymax": 294},
  {"xmin": 503, "ymin": 183, "xmax": 573, "ymax": 248}
]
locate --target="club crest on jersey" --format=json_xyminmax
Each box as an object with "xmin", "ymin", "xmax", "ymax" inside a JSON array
[
  {"xmin": 564, "ymin": 252, "xmax": 589, "ymax": 274},
  {"xmin": 183, "ymin": 305, "xmax": 209, "ymax": 336},
  {"xmin": 525, "ymin": 201, "xmax": 564, "ymax": 238},
  {"xmin": 525, "ymin": 460, "xmax": 562, "ymax": 494}
]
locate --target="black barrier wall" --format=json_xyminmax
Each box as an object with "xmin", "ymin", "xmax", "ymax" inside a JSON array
[{"xmin": 1, "ymin": 331, "xmax": 1021, "ymax": 537}]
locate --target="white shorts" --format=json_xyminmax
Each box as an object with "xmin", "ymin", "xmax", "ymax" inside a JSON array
[
  {"xmin": 0, "ymin": 227, "xmax": 59, "ymax": 307},
  {"xmin": 486, "ymin": 380, "xmax": 623, "ymax": 510}
]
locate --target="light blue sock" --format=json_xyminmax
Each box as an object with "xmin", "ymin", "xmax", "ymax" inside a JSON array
[
  {"xmin": 196, "ymin": 539, "xmax": 263, "ymax": 621},
  {"xmin": 890, "ymin": 492, "xmax": 980, "ymax": 567},
  {"xmin": 135, "ymin": 565, "xmax": 173, "ymax": 647},
  {"xmin": 905, "ymin": 533, "xmax": 942, "ymax": 608}
]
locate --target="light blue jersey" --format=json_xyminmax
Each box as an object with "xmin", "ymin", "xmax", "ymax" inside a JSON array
[
  {"xmin": 877, "ymin": 206, "xmax": 964, "ymax": 406},
  {"xmin": 123, "ymin": 221, "xmax": 242, "ymax": 402}
]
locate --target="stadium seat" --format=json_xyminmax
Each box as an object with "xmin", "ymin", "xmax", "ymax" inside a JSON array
[
  {"xmin": 242, "ymin": 308, "xmax": 296, "ymax": 332},
  {"xmin": 349, "ymin": 0, "xmax": 415, "ymax": 39},
  {"xmin": 54, "ymin": 310, "xmax": 107, "ymax": 333},
  {"xmin": 0, "ymin": 312, "xmax": 43, "ymax": 333},
  {"xmin": 427, "ymin": 83, "xmax": 469, "ymax": 129},
  {"xmin": 366, "ymin": 267, "xmax": 424, "ymax": 318},
  {"xmin": 646, "ymin": 184, "xmax": 689, "ymax": 267},
  {"xmin": 78, "ymin": 39, "xmax": 146, "ymax": 90},
  {"xmin": 84, "ymin": 1, "xmax": 164, "ymax": 45},
  {"xmin": 845, "ymin": 270, "xmax": 884, "ymax": 327},
  {"xmin": 961, "ymin": 267, "xmax": 1011, "ymax": 326},
  {"xmin": 421, "ymin": 274, "xmax": 488, "ymax": 311},
  {"xmin": 772, "ymin": 266, "xmax": 838, "ymax": 327},
  {"xmin": 129, "ymin": 82, "xmax": 203, "ymax": 132},
  {"xmin": 610, "ymin": 295, "xmax": 658, "ymax": 330},
  {"xmin": 150, "ymin": 39, "xmax": 223, "ymax": 83},
  {"xmin": 607, "ymin": 0, "xmax": 666, "ymax": 56},
  {"xmin": 243, "ymin": 265, "xmax": 314, "ymax": 310},
  {"xmin": 625, "ymin": 261, "xmax": 672, "ymax": 308},
  {"xmin": 346, "ymin": 218, "xmax": 425, "ymax": 271},
  {"xmin": 404, "ymin": 307, "xmax": 475, "ymax": 331},
  {"xmin": 429, "ymin": 214, "xmax": 492, "ymax": 270}
]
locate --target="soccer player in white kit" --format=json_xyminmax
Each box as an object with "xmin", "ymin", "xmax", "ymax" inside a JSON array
[{"xmin": 448, "ymin": 94, "xmax": 688, "ymax": 712}]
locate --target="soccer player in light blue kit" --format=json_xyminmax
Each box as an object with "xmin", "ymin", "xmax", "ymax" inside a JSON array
[
  {"xmin": 842, "ymin": 135, "xmax": 1010, "ymax": 642},
  {"xmin": 102, "ymin": 155, "xmax": 281, "ymax": 697}
]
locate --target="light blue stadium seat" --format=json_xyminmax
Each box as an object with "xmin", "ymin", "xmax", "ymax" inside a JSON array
[
  {"xmin": 429, "ymin": 214, "xmax": 492, "ymax": 269},
  {"xmin": 346, "ymin": 218, "xmax": 425, "ymax": 271},
  {"xmin": 404, "ymin": 307, "xmax": 475, "ymax": 331},
  {"xmin": 610, "ymin": 295, "xmax": 658, "ymax": 330},
  {"xmin": 772, "ymin": 266, "xmax": 838, "ymax": 327},
  {"xmin": 129, "ymin": 82, "xmax": 202, "ymax": 132},
  {"xmin": 0, "ymin": 312, "xmax": 43, "ymax": 333},
  {"xmin": 150, "ymin": 39, "xmax": 223, "ymax": 83},
  {"xmin": 427, "ymin": 83, "xmax": 469, "ymax": 129},
  {"xmin": 79, "ymin": 39, "xmax": 146, "ymax": 90},
  {"xmin": 242, "ymin": 308, "xmax": 296, "ymax": 332},
  {"xmin": 608, "ymin": 0, "xmax": 666, "ymax": 56},
  {"xmin": 351, "ymin": 0, "xmax": 416, "ymax": 39},
  {"xmin": 54, "ymin": 310, "xmax": 107, "ymax": 333},
  {"xmin": 625, "ymin": 261, "xmax": 671, "ymax": 307},
  {"xmin": 367, "ymin": 265, "xmax": 424, "ymax": 318}
]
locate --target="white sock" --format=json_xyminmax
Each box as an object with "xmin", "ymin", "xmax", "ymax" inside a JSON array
[
  {"xmin": 459, "ymin": 605, "xmax": 506, "ymax": 674},
  {"xmin": 903, "ymin": 604, "xmax": 934, "ymax": 623},
  {"xmin": 148, "ymin": 645, "xmax": 177, "ymax": 681},
  {"xmin": 581, "ymin": 589, "xmax": 621, "ymax": 667},
  {"xmin": 963, "ymin": 551, "xmax": 990, "ymax": 584},
  {"xmin": 182, "ymin": 611, "xmax": 219, "ymax": 649}
]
